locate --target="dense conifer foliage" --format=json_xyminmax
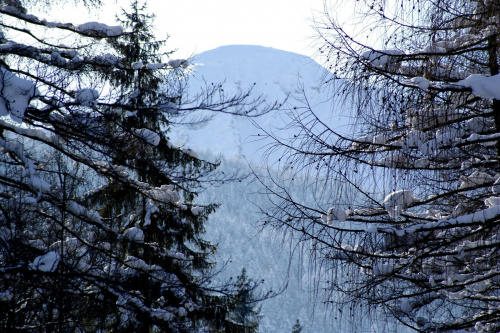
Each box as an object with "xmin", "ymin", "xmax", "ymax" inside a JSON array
[
  {"xmin": 258, "ymin": 0, "xmax": 500, "ymax": 331},
  {"xmin": 224, "ymin": 268, "xmax": 263, "ymax": 333},
  {"xmin": 0, "ymin": 0, "xmax": 272, "ymax": 331}
]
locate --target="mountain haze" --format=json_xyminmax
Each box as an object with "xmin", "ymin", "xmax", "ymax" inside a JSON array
[
  {"xmin": 173, "ymin": 45, "xmax": 344, "ymax": 332},
  {"xmin": 171, "ymin": 45, "xmax": 337, "ymax": 162}
]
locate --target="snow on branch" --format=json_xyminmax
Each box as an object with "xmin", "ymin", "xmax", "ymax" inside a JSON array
[
  {"xmin": 361, "ymin": 49, "xmax": 404, "ymax": 68},
  {"xmin": 457, "ymin": 74, "xmax": 500, "ymax": 100},
  {"xmin": 370, "ymin": 205, "xmax": 500, "ymax": 236},
  {"xmin": 132, "ymin": 59, "xmax": 188, "ymax": 70},
  {"xmin": 0, "ymin": 67, "xmax": 38, "ymax": 122},
  {"xmin": 76, "ymin": 22, "xmax": 123, "ymax": 37},
  {"xmin": 321, "ymin": 207, "xmax": 347, "ymax": 224},
  {"xmin": 382, "ymin": 190, "xmax": 420, "ymax": 218},
  {"xmin": 75, "ymin": 89, "xmax": 99, "ymax": 106},
  {"xmin": 132, "ymin": 128, "xmax": 161, "ymax": 146},
  {"xmin": 0, "ymin": 5, "xmax": 124, "ymax": 38},
  {"xmin": 29, "ymin": 251, "xmax": 60, "ymax": 272}
]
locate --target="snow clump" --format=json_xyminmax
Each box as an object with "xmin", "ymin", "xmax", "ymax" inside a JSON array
[
  {"xmin": 132, "ymin": 62, "xmax": 143, "ymax": 70},
  {"xmin": 29, "ymin": 251, "xmax": 61, "ymax": 272},
  {"xmin": 146, "ymin": 63, "xmax": 166, "ymax": 70},
  {"xmin": 321, "ymin": 207, "xmax": 347, "ymax": 223},
  {"xmin": 183, "ymin": 147, "xmax": 198, "ymax": 158},
  {"xmin": 362, "ymin": 49, "xmax": 404, "ymax": 67},
  {"xmin": 409, "ymin": 77, "xmax": 430, "ymax": 91},
  {"xmin": 458, "ymin": 74, "xmax": 500, "ymax": 99},
  {"xmin": 168, "ymin": 59, "xmax": 188, "ymax": 68},
  {"xmin": 0, "ymin": 67, "xmax": 38, "ymax": 122},
  {"xmin": 147, "ymin": 185, "xmax": 180, "ymax": 204},
  {"xmin": 191, "ymin": 206, "xmax": 204, "ymax": 216},
  {"xmin": 76, "ymin": 22, "xmax": 123, "ymax": 37},
  {"xmin": 382, "ymin": 190, "xmax": 419, "ymax": 218},
  {"xmin": 121, "ymin": 227, "xmax": 144, "ymax": 243},
  {"xmin": 75, "ymin": 89, "xmax": 99, "ymax": 106},
  {"xmin": 133, "ymin": 128, "xmax": 161, "ymax": 146},
  {"xmin": 459, "ymin": 171, "xmax": 494, "ymax": 189}
]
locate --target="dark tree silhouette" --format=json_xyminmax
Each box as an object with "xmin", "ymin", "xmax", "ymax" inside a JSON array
[
  {"xmin": 257, "ymin": 0, "xmax": 500, "ymax": 331},
  {"xmin": 0, "ymin": 0, "xmax": 275, "ymax": 331}
]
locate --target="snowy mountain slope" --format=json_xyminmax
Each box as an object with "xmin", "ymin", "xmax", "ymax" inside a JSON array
[
  {"xmin": 199, "ymin": 156, "xmax": 335, "ymax": 333},
  {"xmin": 170, "ymin": 45, "xmax": 348, "ymax": 332},
  {"xmin": 170, "ymin": 45, "xmax": 341, "ymax": 162}
]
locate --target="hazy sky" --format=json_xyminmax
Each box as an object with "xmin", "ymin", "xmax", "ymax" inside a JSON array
[
  {"xmin": 60, "ymin": 0, "xmax": 327, "ymax": 60},
  {"xmin": 147, "ymin": 0, "xmax": 325, "ymax": 58}
]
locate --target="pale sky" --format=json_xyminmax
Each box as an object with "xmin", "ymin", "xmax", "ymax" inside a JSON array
[
  {"xmin": 146, "ymin": 0, "xmax": 325, "ymax": 58},
  {"xmin": 59, "ymin": 0, "xmax": 328, "ymax": 60}
]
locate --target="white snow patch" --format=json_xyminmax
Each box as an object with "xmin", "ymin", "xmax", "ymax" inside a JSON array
[
  {"xmin": 49, "ymin": 237, "xmax": 79, "ymax": 253},
  {"xmin": 124, "ymin": 255, "xmax": 161, "ymax": 271},
  {"xmin": 484, "ymin": 197, "xmax": 500, "ymax": 208},
  {"xmin": 168, "ymin": 59, "xmax": 188, "ymax": 68},
  {"xmin": 76, "ymin": 22, "xmax": 123, "ymax": 37},
  {"xmin": 67, "ymin": 200, "xmax": 102, "ymax": 223},
  {"xmin": 75, "ymin": 89, "xmax": 99, "ymax": 106},
  {"xmin": 374, "ymin": 152, "xmax": 409, "ymax": 168},
  {"xmin": 146, "ymin": 63, "xmax": 166, "ymax": 70},
  {"xmin": 133, "ymin": 128, "xmax": 161, "ymax": 146},
  {"xmin": 459, "ymin": 171, "xmax": 494, "ymax": 189},
  {"xmin": 191, "ymin": 206, "xmax": 204, "ymax": 216},
  {"xmin": 29, "ymin": 251, "xmax": 60, "ymax": 272},
  {"xmin": 132, "ymin": 62, "xmax": 143, "ymax": 70},
  {"xmin": 410, "ymin": 77, "xmax": 430, "ymax": 91},
  {"xmin": 0, "ymin": 67, "xmax": 37, "ymax": 122},
  {"xmin": 419, "ymin": 44, "xmax": 447, "ymax": 54},
  {"xmin": 321, "ymin": 207, "xmax": 347, "ymax": 224},
  {"xmin": 29, "ymin": 177, "xmax": 51, "ymax": 193},
  {"xmin": 183, "ymin": 147, "xmax": 198, "ymax": 158},
  {"xmin": 121, "ymin": 227, "xmax": 144, "ymax": 243},
  {"xmin": 372, "ymin": 134, "xmax": 388, "ymax": 145},
  {"xmin": 144, "ymin": 198, "xmax": 159, "ymax": 226},
  {"xmin": 147, "ymin": 185, "xmax": 180, "ymax": 204},
  {"xmin": 362, "ymin": 49, "xmax": 404, "ymax": 67},
  {"xmin": 467, "ymin": 117, "xmax": 494, "ymax": 134},
  {"xmin": 382, "ymin": 190, "xmax": 418, "ymax": 218},
  {"xmin": 458, "ymin": 74, "xmax": 500, "ymax": 99},
  {"xmin": 94, "ymin": 53, "xmax": 118, "ymax": 66}
]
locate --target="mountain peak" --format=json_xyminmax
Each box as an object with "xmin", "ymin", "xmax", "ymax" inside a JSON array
[
  {"xmin": 190, "ymin": 45, "xmax": 327, "ymax": 90},
  {"xmin": 170, "ymin": 45, "xmax": 333, "ymax": 161},
  {"xmin": 194, "ymin": 44, "xmax": 313, "ymax": 59}
]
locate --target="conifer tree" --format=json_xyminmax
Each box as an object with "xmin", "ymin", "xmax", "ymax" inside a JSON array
[
  {"xmin": 0, "ymin": 0, "xmax": 272, "ymax": 331},
  {"xmin": 224, "ymin": 268, "xmax": 263, "ymax": 333},
  {"xmin": 292, "ymin": 319, "xmax": 302, "ymax": 333}
]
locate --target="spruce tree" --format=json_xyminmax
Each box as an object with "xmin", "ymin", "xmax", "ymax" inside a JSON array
[
  {"xmin": 292, "ymin": 319, "xmax": 302, "ymax": 333},
  {"xmin": 225, "ymin": 268, "xmax": 263, "ymax": 333},
  {"xmin": 0, "ymin": 0, "xmax": 272, "ymax": 331}
]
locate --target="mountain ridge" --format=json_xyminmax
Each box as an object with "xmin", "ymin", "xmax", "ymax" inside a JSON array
[{"xmin": 170, "ymin": 44, "xmax": 336, "ymax": 163}]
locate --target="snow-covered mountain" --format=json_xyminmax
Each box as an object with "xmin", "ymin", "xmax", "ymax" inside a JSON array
[
  {"xmin": 171, "ymin": 45, "xmax": 338, "ymax": 162},
  {"xmin": 171, "ymin": 45, "xmax": 344, "ymax": 333}
]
